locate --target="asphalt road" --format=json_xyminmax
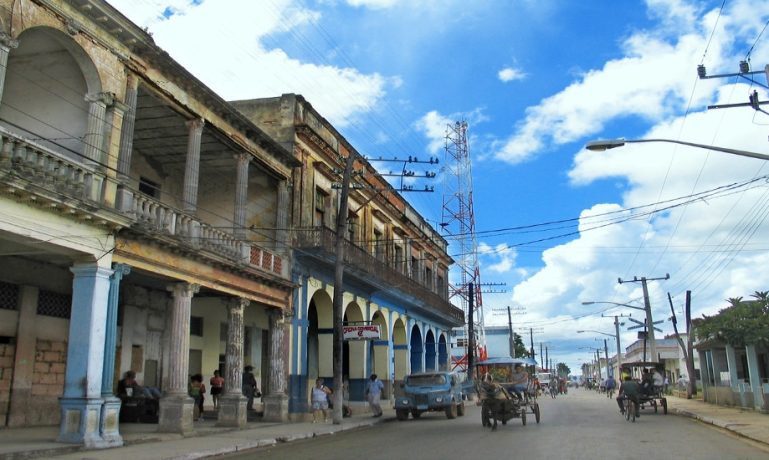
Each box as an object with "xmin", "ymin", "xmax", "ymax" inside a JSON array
[{"xmin": 221, "ymin": 388, "xmax": 769, "ymax": 460}]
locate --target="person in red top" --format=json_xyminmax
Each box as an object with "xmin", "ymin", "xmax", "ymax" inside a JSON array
[{"xmin": 210, "ymin": 370, "xmax": 224, "ymax": 410}]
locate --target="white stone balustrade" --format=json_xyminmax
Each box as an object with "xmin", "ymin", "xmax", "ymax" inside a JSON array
[{"xmin": 0, "ymin": 127, "xmax": 103, "ymax": 202}]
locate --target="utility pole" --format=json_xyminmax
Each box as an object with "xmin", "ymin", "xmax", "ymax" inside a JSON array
[
  {"xmin": 602, "ymin": 314, "xmax": 630, "ymax": 373},
  {"xmin": 467, "ymin": 282, "xmax": 475, "ymax": 377},
  {"xmin": 603, "ymin": 339, "xmax": 610, "ymax": 377},
  {"xmin": 506, "ymin": 306, "xmax": 514, "ymax": 358},
  {"xmin": 668, "ymin": 291, "xmax": 698, "ymax": 398},
  {"xmin": 539, "ymin": 343, "xmax": 543, "ymax": 369},
  {"xmin": 618, "ymin": 274, "xmax": 669, "ymax": 363},
  {"xmin": 331, "ymin": 150, "xmax": 356, "ymax": 424},
  {"xmin": 529, "ymin": 328, "xmax": 535, "ymax": 364},
  {"xmin": 545, "ymin": 347, "xmax": 549, "ymax": 372}
]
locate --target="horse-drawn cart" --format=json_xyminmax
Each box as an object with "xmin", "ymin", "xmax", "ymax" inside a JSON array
[{"xmin": 476, "ymin": 357, "xmax": 541, "ymax": 430}]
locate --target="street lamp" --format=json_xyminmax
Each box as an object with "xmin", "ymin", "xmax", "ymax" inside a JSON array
[
  {"xmin": 585, "ymin": 138, "xmax": 769, "ymax": 162},
  {"xmin": 581, "ymin": 301, "xmax": 644, "ymax": 372}
]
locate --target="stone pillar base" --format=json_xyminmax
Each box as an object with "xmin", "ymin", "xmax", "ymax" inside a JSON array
[
  {"xmin": 158, "ymin": 394, "xmax": 194, "ymax": 434},
  {"xmin": 57, "ymin": 397, "xmax": 106, "ymax": 448},
  {"xmin": 217, "ymin": 394, "xmax": 247, "ymax": 428},
  {"xmin": 99, "ymin": 397, "xmax": 123, "ymax": 447},
  {"xmin": 262, "ymin": 394, "xmax": 289, "ymax": 423}
]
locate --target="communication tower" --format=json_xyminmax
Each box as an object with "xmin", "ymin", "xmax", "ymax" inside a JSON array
[{"xmin": 441, "ymin": 121, "xmax": 485, "ymax": 370}]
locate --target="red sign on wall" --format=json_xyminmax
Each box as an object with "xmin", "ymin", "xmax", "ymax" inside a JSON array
[{"xmin": 343, "ymin": 325, "xmax": 381, "ymax": 340}]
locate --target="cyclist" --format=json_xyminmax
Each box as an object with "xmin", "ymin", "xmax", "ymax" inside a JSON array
[
  {"xmin": 616, "ymin": 375, "xmax": 640, "ymax": 418},
  {"xmin": 605, "ymin": 375, "xmax": 616, "ymax": 398}
]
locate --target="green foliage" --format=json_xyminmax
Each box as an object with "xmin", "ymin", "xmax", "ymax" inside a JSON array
[
  {"xmin": 695, "ymin": 292, "xmax": 769, "ymax": 347},
  {"xmin": 556, "ymin": 362, "xmax": 571, "ymax": 377},
  {"xmin": 513, "ymin": 333, "xmax": 530, "ymax": 358}
]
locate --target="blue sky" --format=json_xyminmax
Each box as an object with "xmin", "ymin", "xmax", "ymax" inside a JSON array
[{"xmin": 110, "ymin": 0, "xmax": 769, "ymax": 374}]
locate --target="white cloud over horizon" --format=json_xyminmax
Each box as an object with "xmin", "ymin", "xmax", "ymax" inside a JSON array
[{"xmin": 108, "ymin": 0, "xmax": 392, "ymax": 128}]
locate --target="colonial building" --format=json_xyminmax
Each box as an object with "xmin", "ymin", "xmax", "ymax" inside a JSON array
[
  {"xmin": 0, "ymin": 0, "xmax": 298, "ymax": 447},
  {"xmin": 231, "ymin": 94, "xmax": 464, "ymax": 419}
]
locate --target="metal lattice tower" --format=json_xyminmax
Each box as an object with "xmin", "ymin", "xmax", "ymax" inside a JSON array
[{"xmin": 441, "ymin": 121, "xmax": 485, "ymax": 365}]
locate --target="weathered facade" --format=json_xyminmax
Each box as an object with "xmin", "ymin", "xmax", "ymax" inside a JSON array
[
  {"xmin": 0, "ymin": 0, "xmax": 298, "ymax": 446},
  {"xmin": 696, "ymin": 339, "xmax": 768, "ymax": 412},
  {"xmin": 232, "ymin": 94, "xmax": 464, "ymax": 419}
]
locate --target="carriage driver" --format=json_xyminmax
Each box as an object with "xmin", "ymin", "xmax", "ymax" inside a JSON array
[{"xmin": 510, "ymin": 364, "xmax": 529, "ymax": 400}]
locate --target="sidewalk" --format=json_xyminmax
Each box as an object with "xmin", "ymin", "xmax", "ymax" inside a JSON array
[
  {"xmin": 0, "ymin": 409, "xmax": 393, "ymax": 460},
  {"xmin": 667, "ymin": 395, "xmax": 769, "ymax": 448}
]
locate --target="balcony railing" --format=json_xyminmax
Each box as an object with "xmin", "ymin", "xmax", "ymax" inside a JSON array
[
  {"xmin": 0, "ymin": 127, "xmax": 286, "ymax": 279},
  {"xmin": 294, "ymin": 226, "xmax": 463, "ymax": 324},
  {"xmin": 0, "ymin": 126, "xmax": 107, "ymax": 205},
  {"xmin": 130, "ymin": 192, "xmax": 286, "ymax": 277}
]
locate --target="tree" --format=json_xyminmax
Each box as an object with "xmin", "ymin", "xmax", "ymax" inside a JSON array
[
  {"xmin": 695, "ymin": 295, "xmax": 769, "ymax": 347},
  {"xmin": 513, "ymin": 333, "xmax": 530, "ymax": 359},
  {"xmin": 556, "ymin": 362, "xmax": 571, "ymax": 377}
]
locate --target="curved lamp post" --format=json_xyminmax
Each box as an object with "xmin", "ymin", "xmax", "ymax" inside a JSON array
[
  {"xmin": 578, "ymin": 330, "xmax": 614, "ymax": 377},
  {"xmin": 585, "ymin": 138, "xmax": 769, "ymax": 161}
]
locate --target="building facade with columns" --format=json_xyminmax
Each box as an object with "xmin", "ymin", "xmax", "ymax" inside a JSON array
[
  {"xmin": 0, "ymin": 0, "xmax": 299, "ymax": 447},
  {"xmin": 231, "ymin": 94, "xmax": 465, "ymax": 419}
]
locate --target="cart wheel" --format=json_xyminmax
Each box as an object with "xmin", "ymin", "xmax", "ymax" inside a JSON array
[
  {"xmin": 534, "ymin": 403, "xmax": 540, "ymax": 424},
  {"xmin": 521, "ymin": 408, "xmax": 527, "ymax": 425},
  {"xmin": 653, "ymin": 400, "xmax": 658, "ymax": 413},
  {"xmin": 661, "ymin": 398, "xmax": 668, "ymax": 415},
  {"xmin": 396, "ymin": 409, "xmax": 408, "ymax": 421}
]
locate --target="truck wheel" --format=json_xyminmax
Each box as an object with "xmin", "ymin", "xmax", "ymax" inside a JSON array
[
  {"xmin": 396, "ymin": 409, "xmax": 408, "ymax": 421},
  {"xmin": 411, "ymin": 409, "xmax": 421, "ymax": 419},
  {"xmin": 446, "ymin": 401, "xmax": 457, "ymax": 419},
  {"xmin": 521, "ymin": 408, "xmax": 527, "ymax": 425},
  {"xmin": 457, "ymin": 402, "xmax": 465, "ymax": 417}
]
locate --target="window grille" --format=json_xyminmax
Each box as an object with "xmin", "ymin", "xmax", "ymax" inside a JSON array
[
  {"xmin": 37, "ymin": 290, "xmax": 72, "ymax": 319},
  {"xmin": 0, "ymin": 281, "xmax": 19, "ymax": 310}
]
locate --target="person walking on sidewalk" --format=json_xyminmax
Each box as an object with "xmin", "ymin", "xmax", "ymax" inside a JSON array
[
  {"xmin": 311, "ymin": 378, "xmax": 332, "ymax": 423},
  {"xmin": 210, "ymin": 370, "xmax": 224, "ymax": 410},
  {"xmin": 366, "ymin": 373, "xmax": 384, "ymax": 417}
]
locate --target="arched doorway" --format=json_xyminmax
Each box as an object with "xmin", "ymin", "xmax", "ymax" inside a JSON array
[
  {"xmin": 438, "ymin": 334, "xmax": 449, "ymax": 371},
  {"xmin": 306, "ymin": 289, "xmax": 333, "ymax": 408},
  {"xmin": 393, "ymin": 318, "xmax": 408, "ymax": 384},
  {"xmin": 425, "ymin": 330, "xmax": 436, "ymax": 371},
  {"xmin": 410, "ymin": 325, "xmax": 423, "ymax": 373},
  {"xmin": 369, "ymin": 310, "xmax": 389, "ymax": 398},
  {"xmin": 343, "ymin": 301, "xmax": 365, "ymax": 398}
]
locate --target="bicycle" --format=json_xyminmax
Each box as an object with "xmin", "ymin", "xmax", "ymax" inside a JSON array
[
  {"xmin": 621, "ymin": 396, "xmax": 636, "ymax": 422},
  {"xmin": 549, "ymin": 384, "xmax": 557, "ymax": 399}
]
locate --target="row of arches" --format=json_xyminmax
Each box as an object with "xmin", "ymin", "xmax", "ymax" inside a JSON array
[{"xmin": 304, "ymin": 288, "xmax": 451, "ymax": 399}]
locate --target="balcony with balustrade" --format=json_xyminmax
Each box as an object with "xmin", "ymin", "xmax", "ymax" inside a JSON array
[{"xmin": 293, "ymin": 226, "xmax": 464, "ymax": 326}]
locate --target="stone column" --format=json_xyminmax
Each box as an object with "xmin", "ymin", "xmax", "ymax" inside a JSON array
[
  {"xmin": 263, "ymin": 308, "xmax": 290, "ymax": 422},
  {"xmin": 0, "ymin": 32, "xmax": 19, "ymax": 104},
  {"xmin": 276, "ymin": 180, "xmax": 290, "ymax": 251},
  {"xmin": 182, "ymin": 118, "xmax": 205, "ymax": 213},
  {"xmin": 745, "ymin": 345, "xmax": 763, "ymax": 410},
  {"xmin": 83, "ymin": 92, "xmax": 114, "ymax": 164},
  {"xmin": 218, "ymin": 297, "xmax": 248, "ymax": 427},
  {"xmin": 58, "ymin": 263, "xmax": 113, "ymax": 448},
  {"xmin": 158, "ymin": 283, "xmax": 199, "ymax": 434},
  {"xmin": 7, "ymin": 286, "xmax": 38, "ymax": 427},
  {"xmin": 116, "ymin": 74, "xmax": 139, "ymax": 213},
  {"xmin": 233, "ymin": 153, "xmax": 250, "ymax": 240},
  {"xmin": 99, "ymin": 264, "xmax": 130, "ymax": 446}
]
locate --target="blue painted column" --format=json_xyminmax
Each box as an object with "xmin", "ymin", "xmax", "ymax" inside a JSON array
[
  {"xmin": 58, "ymin": 263, "xmax": 113, "ymax": 447},
  {"xmin": 745, "ymin": 345, "xmax": 763, "ymax": 410},
  {"xmin": 99, "ymin": 263, "xmax": 130, "ymax": 446}
]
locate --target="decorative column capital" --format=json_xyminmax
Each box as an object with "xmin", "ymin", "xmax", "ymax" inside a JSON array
[
  {"xmin": 166, "ymin": 282, "xmax": 200, "ymax": 298},
  {"xmin": 85, "ymin": 92, "xmax": 116, "ymax": 107},
  {"xmin": 185, "ymin": 117, "xmax": 205, "ymax": 132},
  {"xmin": 0, "ymin": 32, "xmax": 19, "ymax": 50},
  {"xmin": 226, "ymin": 297, "xmax": 250, "ymax": 311}
]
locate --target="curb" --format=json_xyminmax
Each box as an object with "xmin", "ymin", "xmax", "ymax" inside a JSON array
[{"xmin": 670, "ymin": 408, "xmax": 769, "ymax": 448}]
